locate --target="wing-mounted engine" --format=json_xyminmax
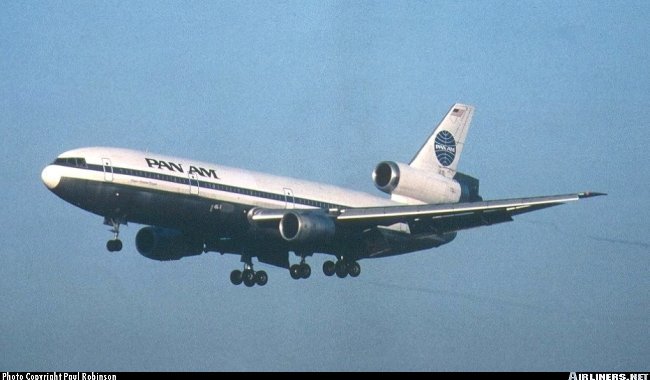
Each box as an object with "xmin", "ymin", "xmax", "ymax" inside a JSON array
[
  {"xmin": 372, "ymin": 161, "xmax": 462, "ymax": 204},
  {"xmin": 248, "ymin": 208, "xmax": 337, "ymax": 248},
  {"xmin": 135, "ymin": 227, "xmax": 203, "ymax": 261},
  {"xmin": 279, "ymin": 211, "xmax": 336, "ymax": 245}
]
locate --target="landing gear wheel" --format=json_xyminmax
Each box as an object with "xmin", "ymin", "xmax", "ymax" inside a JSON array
[
  {"xmin": 255, "ymin": 270, "xmax": 268, "ymax": 286},
  {"xmin": 300, "ymin": 263, "xmax": 311, "ymax": 279},
  {"xmin": 104, "ymin": 217, "xmax": 124, "ymax": 252},
  {"xmin": 348, "ymin": 261, "xmax": 361, "ymax": 278},
  {"xmin": 242, "ymin": 269, "xmax": 256, "ymax": 287},
  {"xmin": 290, "ymin": 264, "xmax": 302, "ymax": 280},
  {"xmin": 323, "ymin": 260, "xmax": 336, "ymax": 276},
  {"xmin": 230, "ymin": 270, "xmax": 243, "ymax": 285},
  {"xmin": 106, "ymin": 239, "xmax": 122, "ymax": 252},
  {"xmin": 335, "ymin": 260, "xmax": 348, "ymax": 278}
]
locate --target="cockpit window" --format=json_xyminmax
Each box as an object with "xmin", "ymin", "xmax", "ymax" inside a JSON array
[{"xmin": 54, "ymin": 157, "xmax": 87, "ymax": 168}]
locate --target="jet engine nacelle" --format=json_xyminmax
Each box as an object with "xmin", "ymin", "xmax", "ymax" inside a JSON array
[
  {"xmin": 135, "ymin": 227, "xmax": 203, "ymax": 261},
  {"xmin": 279, "ymin": 211, "xmax": 336, "ymax": 244},
  {"xmin": 372, "ymin": 161, "xmax": 461, "ymax": 204}
]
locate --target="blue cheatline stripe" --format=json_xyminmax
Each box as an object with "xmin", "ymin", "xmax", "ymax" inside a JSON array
[{"xmin": 53, "ymin": 162, "xmax": 349, "ymax": 210}]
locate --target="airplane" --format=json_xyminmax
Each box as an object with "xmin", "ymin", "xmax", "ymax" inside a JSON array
[{"xmin": 41, "ymin": 103, "xmax": 604, "ymax": 287}]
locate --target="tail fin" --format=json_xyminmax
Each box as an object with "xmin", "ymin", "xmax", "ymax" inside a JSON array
[{"xmin": 409, "ymin": 103, "xmax": 474, "ymax": 178}]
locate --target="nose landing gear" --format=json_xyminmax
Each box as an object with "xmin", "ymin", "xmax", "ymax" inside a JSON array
[{"xmin": 104, "ymin": 217, "xmax": 124, "ymax": 252}]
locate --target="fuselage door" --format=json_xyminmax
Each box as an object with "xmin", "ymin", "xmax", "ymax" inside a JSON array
[
  {"xmin": 283, "ymin": 188, "xmax": 294, "ymax": 209},
  {"xmin": 102, "ymin": 158, "xmax": 113, "ymax": 182},
  {"xmin": 189, "ymin": 174, "xmax": 199, "ymax": 195}
]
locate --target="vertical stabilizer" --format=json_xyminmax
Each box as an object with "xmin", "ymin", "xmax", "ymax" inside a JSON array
[{"xmin": 409, "ymin": 103, "xmax": 474, "ymax": 178}]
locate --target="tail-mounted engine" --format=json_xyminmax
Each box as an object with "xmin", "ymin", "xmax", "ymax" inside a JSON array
[
  {"xmin": 135, "ymin": 227, "xmax": 203, "ymax": 261},
  {"xmin": 373, "ymin": 161, "xmax": 481, "ymax": 204},
  {"xmin": 373, "ymin": 161, "xmax": 461, "ymax": 204}
]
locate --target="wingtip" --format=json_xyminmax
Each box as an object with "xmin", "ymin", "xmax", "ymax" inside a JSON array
[{"xmin": 578, "ymin": 191, "xmax": 607, "ymax": 199}]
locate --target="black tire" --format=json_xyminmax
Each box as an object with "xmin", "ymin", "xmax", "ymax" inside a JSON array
[
  {"xmin": 255, "ymin": 270, "xmax": 268, "ymax": 286},
  {"xmin": 300, "ymin": 263, "xmax": 311, "ymax": 279},
  {"xmin": 243, "ymin": 270, "xmax": 256, "ymax": 287},
  {"xmin": 348, "ymin": 261, "xmax": 361, "ymax": 278},
  {"xmin": 323, "ymin": 260, "xmax": 336, "ymax": 276},
  {"xmin": 290, "ymin": 264, "xmax": 301, "ymax": 280},
  {"xmin": 335, "ymin": 260, "xmax": 348, "ymax": 278},
  {"xmin": 107, "ymin": 239, "xmax": 123, "ymax": 252},
  {"xmin": 106, "ymin": 240, "xmax": 115, "ymax": 252},
  {"xmin": 230, "ymin": 270, "xmax": 243, "ymax": 285}
]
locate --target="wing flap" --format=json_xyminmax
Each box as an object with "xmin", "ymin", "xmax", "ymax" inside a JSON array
[{"xmin": 408, "ymin": 208, "xmax": 513, "ymax": 234}]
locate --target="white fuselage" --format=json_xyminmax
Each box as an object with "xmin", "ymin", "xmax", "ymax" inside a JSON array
[{"xmin": 42, "ymin": 147, "xmax": 397, "ymax": 212}]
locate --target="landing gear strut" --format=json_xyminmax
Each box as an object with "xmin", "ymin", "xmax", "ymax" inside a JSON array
[
  {"xmin": 230, "ymin": 258, "xmax": 267, "ymax": 287},
  {"xmin": 104, "ymin": 217, "xmax": 123, "ymax": 252}
]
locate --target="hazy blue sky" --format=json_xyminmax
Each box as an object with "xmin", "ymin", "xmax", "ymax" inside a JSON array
[{"xmin": 1, "ymin": 0, "xmax": 648, "ymax": 371}]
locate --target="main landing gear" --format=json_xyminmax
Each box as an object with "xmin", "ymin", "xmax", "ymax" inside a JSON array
[
  {"xmin": 323, "ymin": 258, "xmax": 360, "ymax": 279},
  {"xmin": 105, "ymin": 217, "xmax": 123, "ymax": 252},
  {"xmin": 230, "ymin": 259, "xmax": 268, "ymax": 287},
  {"xmin": 228, "ymin": 256, "xmax": 360, "ymax": 286},
  {"xmin": 289, "ymin": 257, "xmax": 311, "ymax": 280}
]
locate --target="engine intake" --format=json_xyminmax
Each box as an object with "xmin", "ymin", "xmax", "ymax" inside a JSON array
[
  {"xmin": 279, "ymin": 211, "xmax": 336, "ymax": 244},
  {"xmin": 373, "ymin": 161, "xmax": 401, "ymax": 193},
  {"xmin": 135, "ymin": 227, "xmax": 203, "ymax": 261}
]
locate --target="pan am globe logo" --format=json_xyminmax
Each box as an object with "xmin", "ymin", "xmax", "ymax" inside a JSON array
[{"xmin": 434, "ymin": 130, "xmax": 456, "ymax": 166}]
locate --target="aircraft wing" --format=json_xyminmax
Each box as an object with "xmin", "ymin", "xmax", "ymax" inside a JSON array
[{"xmin": 335, "ymin": 192, "xmax": 605, "ymax": 233}]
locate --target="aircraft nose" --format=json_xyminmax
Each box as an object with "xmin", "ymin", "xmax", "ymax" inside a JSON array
[{"xmin": 41, "ymin": 165, "xmax": 61, "ymax": 190}]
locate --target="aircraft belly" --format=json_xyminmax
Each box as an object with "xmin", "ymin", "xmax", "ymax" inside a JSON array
[{"xmin": 54, "ymin": 177, "xmax": 249, "ymax": 236}]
